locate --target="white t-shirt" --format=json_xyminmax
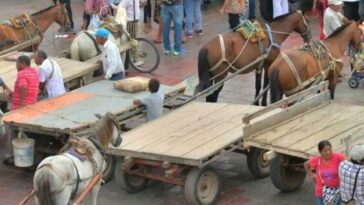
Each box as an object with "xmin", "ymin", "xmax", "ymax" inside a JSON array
[
  {"xmin": 39, "ymin": 59, "xmax": 66, "ymax": 98},
  {"xmin": 120, "ymin": 0, "xmax": 140, "ymax": 21},
  {"xmin": 324, "ymin": 7, "xmax": 345, "ymax": 37},
  {"xmin": 102, "ymin": 40, "xmax": 124, "ymax": 79}
]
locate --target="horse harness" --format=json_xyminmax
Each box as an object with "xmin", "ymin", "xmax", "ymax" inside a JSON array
[
  {"xmin": 282, "ymin": 40, "xmax": 342, "ymax": 95},
  {"xmin": 208, "ymin": 23, "xmax": 280, "ymax": 82}
]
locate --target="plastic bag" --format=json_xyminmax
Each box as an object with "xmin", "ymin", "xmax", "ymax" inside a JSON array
[{"xmin": 89, "ymin": 14, "xmax": 101, "ymax": 30}]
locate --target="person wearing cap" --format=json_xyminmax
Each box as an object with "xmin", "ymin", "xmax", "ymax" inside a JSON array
[
  {"xmin": 323, "ymin": 0, "xmax": 346, "ymax": 37},
  {"xmin": 95, "ymin": 28, "xmax": 125, "ymax": 80},
  {"xmin": 339, "ymin": 144, "xmax": 364, "ymax": 205}
]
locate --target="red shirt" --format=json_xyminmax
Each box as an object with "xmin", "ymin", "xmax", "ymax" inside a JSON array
[
  {"xmin": 11, "ymin": 67, "xmax": 39, "ymax": 110},
  {"xmin": 310, "ymin": 152, "xmax": 345, "ymax": 197}
]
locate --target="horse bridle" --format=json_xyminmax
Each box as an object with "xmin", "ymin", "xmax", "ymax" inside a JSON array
[
  {"xmin": 297, "ymin": 11, "xmax": 311, "ymax": 41},
  {"xmin": 109, "ymin": 115, "xmax": 123, "ymax": 147}
]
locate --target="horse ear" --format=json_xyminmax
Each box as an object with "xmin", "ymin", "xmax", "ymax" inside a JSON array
[{"xmin": 95, "ymin": 113, "xmax": 102, "ymax": 119}]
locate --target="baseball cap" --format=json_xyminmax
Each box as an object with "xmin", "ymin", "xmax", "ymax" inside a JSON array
[
  {"xmin": 350, "ymin": 144, "xmax": 364, "ymax": 162},
  {"xmin": 328, "ymin": 0, "xmax": 343, "ymax": 6},
  {"xmin": 94, "ymin": 28, "xmax": 110, "ymax": 39}
]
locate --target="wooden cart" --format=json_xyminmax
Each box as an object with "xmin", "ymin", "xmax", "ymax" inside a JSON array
[
  {"xmin": 0, "ymin": 53, "xmax": 100, "ymax": 102},
  {"xmin": 107, "ymin": 102, "xmax": 273, "ymax": 205},
  {"xmin": 242, "ymin": 82, "xmax": 364, "ymax": 192},
  {"xmin": 3, "ymin": 80, "xmax": 186, "ymax": 181}
]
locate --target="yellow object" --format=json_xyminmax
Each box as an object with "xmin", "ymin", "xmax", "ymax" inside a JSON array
[
  {"xmin": 9, "ymin": 13, "xmax": 31, "ymax": 29},
  {"xmin": 237, "ymin": 21, "xmax": 266, "ymax": 43},
  {"xmin": 113, "ymin": 76, "xmax": 150, "ymax": 93}
]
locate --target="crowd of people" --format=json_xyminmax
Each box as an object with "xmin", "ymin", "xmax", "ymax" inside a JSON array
[{"xmin": 304, "ymin": 141, "xmax": 364, "ymax": 205}]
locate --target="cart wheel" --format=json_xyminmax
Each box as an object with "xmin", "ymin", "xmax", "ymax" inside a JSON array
[
  {"xmin": 102, "ymin": 155, "xmax": 116, "ymax": 183},
  {"xmin": 185, "ymin": 166, "xmax": 221, "ymax": 205},
  {"xmin": 348, "ymin": 78, "xmax": 359, "ymax": 89},
  {"xmin": 128, "ymin": 37, "xmax": 160, "ymax": 73},
  {"xmin": 270, "ymin": 155, "xmax": 306, "ymax": 192},
  {"xmin": 247, "ymin": 148, "xmax": 270, "ymax": 178},
  {"xmin": 115, "ymin": 162, "xmax": 148, "ymax": 193}
]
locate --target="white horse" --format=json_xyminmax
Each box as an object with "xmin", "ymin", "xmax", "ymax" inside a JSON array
[
  {"xmin": 33, "ymin": 112, "xmax": 122, "ymax": 205},
  {"xmin": 70, "ymin": 5, "xmax": 127, "ymax": 62}
]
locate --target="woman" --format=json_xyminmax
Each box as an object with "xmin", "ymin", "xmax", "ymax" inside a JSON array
[
  {"xmin": 304, "ymin": 140, "xmax": 345, "ymax": 205},
  {"xmin": 313, "ymin": 0, "xmax": 328, "ymax": 40},
  {"xmin": 220, "ymin": 0, "xmax": 245, "ymax": 31}
]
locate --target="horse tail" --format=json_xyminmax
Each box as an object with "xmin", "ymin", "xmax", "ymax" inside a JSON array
[
  {"xmin": 270, "ymin": 68, "xmax": 283, "ymax": 103},
  {"xmin": 197, "ymin": 47, "xmax": 211, "ymax": 92},
  {"xmin": 34, "ymin": 167, "xmax": 54, "ymax": 205}
]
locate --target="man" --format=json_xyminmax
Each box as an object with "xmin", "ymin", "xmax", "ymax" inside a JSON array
[
  {"xmin": 162, "ymin": 0, "xmax": 185, "ymax": 56},
  {"xmin": 95, "ymin": 28, "xmax": 124, "ymax": 80},
  {"xmin": 339, "ymin": 144, "xmax": 364, "ymax": 205},
  {"xmin": 133, "ymin": 79, "xmax": 164, "ymax": 121},
  {"xmin": 34, "ymin": 50, "xmax": 66, "ymax": 98},
  {"xmin": 323, "ymin": 0, "xmax": 345, "ymax": 37},
  {"xmin": 11, "ymin": 55, "xmax": 39, "ymax": 110}
]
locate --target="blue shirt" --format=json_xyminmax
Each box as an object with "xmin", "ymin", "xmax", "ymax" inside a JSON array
[{"xmin": 141, "ymin": 91, "xmax": 165, "ymax": 121}]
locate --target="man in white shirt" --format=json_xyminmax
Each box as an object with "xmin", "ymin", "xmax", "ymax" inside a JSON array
[
  {"xmin": 95, "ymin": 28, "xmax": 124, "ymax": 80},
  {"xmin": 323, "ymin": 0, "xmax": 346, "ymax": 37},
  {"xmin": 34, "ymin": 50, "xmax": 66, "ymax": 98}
]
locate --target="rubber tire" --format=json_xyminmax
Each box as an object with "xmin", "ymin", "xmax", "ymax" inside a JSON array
[
  {"xmin": 348, "ymin": 78, "xmax": 359, "ymax": 89},
  {"xmin": 115, "ymin": 160, "xmax": 148, "ymax": 193},
  {"xmin": 185, "ymin": 166, "xmax": 222, "ymax": 205},
  {"xmin": 247, "ymin": 148, "xmax": 270, "ymax": 178},
  {"xmin": 270, "ymin": 155, "xmax": 306, "ymax": 192},
  {"xmin": 128, "ymin": 37, "xmax": 160, "ymax": 73},
  {"xmin": 102, "ymin": 155, "xmax": 116, "ymax": 183}
]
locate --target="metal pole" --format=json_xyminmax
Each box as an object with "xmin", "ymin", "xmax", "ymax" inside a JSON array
[{"xmin": 73, "ymin": 172, "xmax": 102, "ymax": 205}]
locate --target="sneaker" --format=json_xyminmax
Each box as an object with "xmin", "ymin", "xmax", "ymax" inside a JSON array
[
  {"xmin": 195, "ymin": 30, "xmax": 203, "ymax": 35},
  {"xmin": 133, "ymin": 60, "xmax": 144, "ymax": 66},
  {"xmin": 172, "ymin": 48, "xmax": 186, "ymax": 56},
  {"xmin": 164, "ymin": 50, "xmax": 173, "ymax": 55}
]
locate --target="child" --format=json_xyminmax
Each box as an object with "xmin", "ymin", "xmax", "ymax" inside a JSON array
[{"xmin": 133, "ymin": 79, "xmax": 165, "ymax": 121}]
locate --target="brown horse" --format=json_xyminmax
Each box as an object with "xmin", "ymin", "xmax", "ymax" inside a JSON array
[
  {"xmin": 269, "ymin": 21, "xmax": 362, "ymax": 103},
  {"xmin": 197, "ymin": 11, "xmax": 311, "ymax": 105},
  {"xmin": 0, "ymin": 4, "xmax": 70, "ymax": 52}
]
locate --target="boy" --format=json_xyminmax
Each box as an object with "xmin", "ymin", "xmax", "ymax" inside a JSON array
[{"xmin": 133, "ymin": 79, "xmax": 165, "ymax": 121}]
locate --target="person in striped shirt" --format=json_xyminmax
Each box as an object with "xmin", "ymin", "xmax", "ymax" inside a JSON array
[{"xmin": 10, "ymin": 55, "xmax": 39, "ymax": 110}]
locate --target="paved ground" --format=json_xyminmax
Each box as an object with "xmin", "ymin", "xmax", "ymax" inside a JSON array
[{"xmin": 0, "ymin": 0, "xmax": 363, "ymax": 205}]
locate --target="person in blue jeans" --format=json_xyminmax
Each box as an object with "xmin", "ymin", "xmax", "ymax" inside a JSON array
[
  {"xmin": 184, "ymin": 0, "xmax": 203, "ymax": 38},
  {"xmin": 162, "ymin": 0, "xmax": 185, "ymax": 56},
  {"xmin": 248, "ymin": 0, "xmax": 255, "ymax": 20}
]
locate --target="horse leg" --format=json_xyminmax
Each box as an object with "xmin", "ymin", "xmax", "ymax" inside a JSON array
[
  {"xmin": 254, "ymin": 70, "xmax": 262, "ymax": 106},
  {"xmin": 53, "ymin": 186, "xmax": 72, "ymax": 205},
  {"xmin": 90, "ymin": 184, "xmax": 101, "ymax": 205},
  {"xmin": 270, "ymin": 69, "xmax": 283, "ymax": 103},
  {"xmin": 261, "ymin": 69, "xmax": 270, "ymax": 106},
  {"xmin": 206, "ymin": 84, "xmax": 224, "ymax": 103},
  {"xmin": 329, "ymin": 83, "xmax": 336, "ymax": 99}
]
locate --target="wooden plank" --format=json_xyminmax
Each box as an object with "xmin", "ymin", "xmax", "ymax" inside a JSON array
[
  {"xmin": 120, "ymin": 103, "xmax": 230, "ymax": 151},
  {"xmin": 248, "ymin": 103, "xmax": 340, "ymax": 143},
  {"xmin": 243, "ymin": 91, "xmax": 330, "ymax": 138},
  {"xmin": 141, "ymin": 105, "xmax": 260, "ymax": 157},
  {"xmin": 242, "ymin": 81, "xmax": 328, "ymax": 124},
  {"xmin": 250, "ymin": 104, "xmax": 360, "ymax": 146}
]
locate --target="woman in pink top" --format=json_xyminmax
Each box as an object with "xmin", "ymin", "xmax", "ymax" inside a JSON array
[{"xmin": 304, "ymin": 140, "xmax": 345, "ymax": 205}]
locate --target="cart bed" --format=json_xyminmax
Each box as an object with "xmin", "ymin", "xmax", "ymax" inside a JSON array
[{"xmin": 108, "ymin": 102, "xmax": 263, "ymax": 166}]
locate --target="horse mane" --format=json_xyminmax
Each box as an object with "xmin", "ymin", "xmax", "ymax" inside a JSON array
[
  {"xmin": 91, "ymin": 113, "xmax": 114, "ymax": 148},
  {"xmin": 31, "ymin": 6, "xmax": 56, "ymax": 16},
  {"xmin": 327, "ymin": 22, "xmax": 352, "ymax": 39},
  {"xmin": 270, "ymin": 11, "xmax": 296, "ymax": 22}
]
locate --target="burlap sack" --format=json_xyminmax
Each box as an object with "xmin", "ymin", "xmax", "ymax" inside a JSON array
[{"xmin": 113, "ymin": 76, "xmax": 149, "ymax": 93}]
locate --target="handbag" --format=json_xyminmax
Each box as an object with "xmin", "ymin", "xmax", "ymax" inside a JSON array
[{"xmin": 318, "ymin": 159, "xmax": 341, "ymax": 205}]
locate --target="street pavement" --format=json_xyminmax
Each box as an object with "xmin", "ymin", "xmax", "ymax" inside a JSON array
[{"xmin": 0, "ymin": 0, "xmax": 363, "ymax": 204}]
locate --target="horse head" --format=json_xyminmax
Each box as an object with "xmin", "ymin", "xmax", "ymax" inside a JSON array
[
  {"xmin": 54, "ymin": 4, "xmax": 71, "ymax": 32},
  {"xmin": 293, "ymin": 11, "xmax": 311, "ymax": 43},
  {"xmin": 93, "ymin": 112, "xmax": 122, "ymax": 149},
  {"xmin": 349, "ymin": 21, "xmax": 363, "ymax": 53}
]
